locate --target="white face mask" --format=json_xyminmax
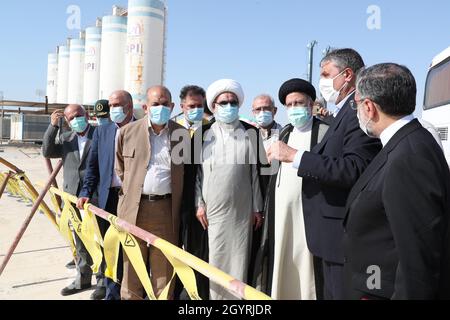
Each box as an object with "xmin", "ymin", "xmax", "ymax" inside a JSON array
[
  {"xmin": 357, "ymin": 104, "xmax": 376, "ymax": 138},
  {"xmin": 319, "ymin": 69, "xmax": 347, "ymax": 105}
]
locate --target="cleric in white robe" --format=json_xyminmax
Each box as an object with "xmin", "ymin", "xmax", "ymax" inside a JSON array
[
  {"xmin": 253, "ymin": 79, "xmax": 329, "ymax": 300},
  {"xmin": 193, "ymin": 79, "xmax": 265, "ymax": 300}
]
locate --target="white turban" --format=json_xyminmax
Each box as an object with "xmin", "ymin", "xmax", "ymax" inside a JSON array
[{"xmin": 206, "ymin": 79, "xmax": 245, "ymax": 113}]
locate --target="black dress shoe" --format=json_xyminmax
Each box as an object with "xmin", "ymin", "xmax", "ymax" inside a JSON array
[
  {"xmin": 90, "ymin": 287, "xmax": 106, "ymax": 300},
  {"xmin": 65, "ymin": 260, "xmax": 76, "ymax": 269},
  {"xmin": 61, "ymin": 282, "xmax": 92, "ymax": 296}
]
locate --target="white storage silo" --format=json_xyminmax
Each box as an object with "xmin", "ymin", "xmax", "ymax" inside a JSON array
[
  {"xmin": 83, "ymin": 25, "xmax": 102, "ymax": 105},
  {"xmin": 125, "ymin": 0, "xmax": 167, "ymax": 119},
  {"xmin": 99, "ymin": 14, "xmax": 127, "ymax": 100},
  {"xmin": 68, "ymin": 37, "xmax": 85, "ymax": 104},
  {"xmin": 56, "ymin": 45, "xmax": 70, "ymax": 104},
  {"xmin": 46, "ymin": 53, "xmax": 58, "ymax": 104}
]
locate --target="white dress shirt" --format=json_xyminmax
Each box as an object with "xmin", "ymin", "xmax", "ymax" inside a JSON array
[
  {"xmin": 331, "ymin": 90, "xmax": 355, "ymax": 118},
  {"xmin": 111, "ymin": 127, "xmax": 123, "ymax": 188},
  {"xmin": 142, "ymin": 126, "xmax": 172, "ymax": 195},
  {"xmin": 379, "ymin": 115, "xmax": 415, "ymax": 148},
  {"xmin": 77, "ymin": 130, "xmax": 89, "ymax": 159}
]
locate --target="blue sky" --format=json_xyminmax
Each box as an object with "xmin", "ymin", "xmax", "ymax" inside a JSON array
[{"xmin": 1, "ymin": 0, "xmax": 449, "ymax": 124}]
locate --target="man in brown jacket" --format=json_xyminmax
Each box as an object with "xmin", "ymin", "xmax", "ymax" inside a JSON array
[{"xmin": 115, "ymin": 86, "xmax": 190, "ymax": 300}]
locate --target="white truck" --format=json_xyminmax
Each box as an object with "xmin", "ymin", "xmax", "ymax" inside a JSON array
[{"xmin": 422, "ymin": 46, "xmax": 450, "ymax": 165}]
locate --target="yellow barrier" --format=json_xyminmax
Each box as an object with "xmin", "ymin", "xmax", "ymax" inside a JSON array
[
  {"xmin": 49, "ymin": 187, "xmax": 272, "ymax": 301},
  {"xmin": 1, "ymin": 156, "xmax": 271, "ymax": 301},
  {"xmin": 1, "ymin": 172, "xmax": 28, "ymax": 201},
  {"xmin": 0, "ymin": 171, "xmax": 57, "ymax": 228}
]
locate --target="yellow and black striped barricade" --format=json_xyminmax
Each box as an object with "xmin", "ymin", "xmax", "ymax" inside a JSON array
[{"xmin": 49, "ymin": 187, "xmax": 272, "ymax": 301}]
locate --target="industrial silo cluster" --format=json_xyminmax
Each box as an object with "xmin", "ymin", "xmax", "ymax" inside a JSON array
[{"xmin": 46, "ymin": 0, "xmax": 167, "ymax": 119}]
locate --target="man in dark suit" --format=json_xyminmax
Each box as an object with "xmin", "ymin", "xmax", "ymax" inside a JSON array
[
  {"xmin": 343, "ymin": 63, "xmax": 450, "ymax": 300},
  {"xmin": 77, "ymin": 90, "xmax": 135, "ymax": 300},
  {"xmin": 268, "ymin": 49, "xmax": 382, "ymax": 299},
  {"xmin": 42, "ymin": 104, "xmax": 104, "ymax": 298}
]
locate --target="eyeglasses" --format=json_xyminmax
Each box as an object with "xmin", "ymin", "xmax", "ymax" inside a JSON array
[
  {"xmin": 215, "ymin": 101, "xmax": 239, "ymax": 107},
  {"xmin": 350, "ymin": 98, "xmax": 364, "ymax": 111}
]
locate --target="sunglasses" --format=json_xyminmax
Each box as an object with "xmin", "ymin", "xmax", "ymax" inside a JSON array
[{"xmin": 215, "ymin": 101, "xmax": 239, "ymax": 107}]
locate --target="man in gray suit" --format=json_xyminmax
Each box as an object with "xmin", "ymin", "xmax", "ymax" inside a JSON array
[{"xmin": 42, "ymin": 104, "xmax": 105, "ymax": 300}]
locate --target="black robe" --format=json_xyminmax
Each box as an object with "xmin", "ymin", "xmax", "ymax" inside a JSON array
[{"xmin": 251, "ymin": 117, "xmax": 329, "ymax": 298}]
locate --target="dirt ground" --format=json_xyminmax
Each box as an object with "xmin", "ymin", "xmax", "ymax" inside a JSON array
[{"xmin": 0, "ymin": 145, "xmax": 94, "ymax": 300}]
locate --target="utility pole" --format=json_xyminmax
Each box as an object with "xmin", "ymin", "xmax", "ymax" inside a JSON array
[
  {"xmin": 307, "ymin": 40, "xmax": 318, "ymax": 83},
  {"xmin": 322, "ymin": 46, "xmax": 333, "ymax": 57}
]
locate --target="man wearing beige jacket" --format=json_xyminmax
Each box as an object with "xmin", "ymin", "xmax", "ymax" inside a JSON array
[{"xmin": 115, "ymin": 85, "xmax": 189, "ymax": 300}]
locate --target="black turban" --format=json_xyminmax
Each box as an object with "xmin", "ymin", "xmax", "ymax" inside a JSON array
[{"xmin": 278, "ymin": 78, "xmax": 317, "ymax": 105}]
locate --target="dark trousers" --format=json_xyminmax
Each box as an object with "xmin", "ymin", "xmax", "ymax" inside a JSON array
[
  {"xmin": 313, "ymin": 256, "xmax": 325, "ymax": 300},
  {"xmin": 322, "ymin": 260, "xmax": 345, "ymax": 300},
  {"xmin": 175, "ymin": 210, "xmax": 209, "ymax": 300},
  {"xmin": 100, "ymin": 187, "xmax": 123, "ymax": 300},
  {"xmin": 73, "ymin": 232, "xmax": 106, "ymax": 288},
  {"xmin": 72, "ymin": 206, "xmax": 105, "ymax": 289},
  {"xmin": 73, "ymin": 230, "xmax": 93, "ymax": 287}
]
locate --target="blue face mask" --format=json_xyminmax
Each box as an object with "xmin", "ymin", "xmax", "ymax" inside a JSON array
[
  {"xmin": 70, "ymin": 117, "xmax": 88, "ymax": 133},
  {"xmin": 97, "ymin": 117, "xmax": 110, "ymax": 126},
  {"xmin": 110, "ymin": 106, "xmax": 127, "ymax": 124},
  {"xmin": 186, "ymin": 108, "xmax": 204, "ymax": 123},
  {"xmin": 150, "ymin": 105, "xmax": 172, "ymax": 126},
  {"xmin": 255, "ymin": 111, "xmax": 274, "ymax": 128},
  {"xmin": 288, "ymin": 106, "xmax": 312, "ymax": 128},
  {"xmin": 216, "ymin": 104, "xmax": 240, "ymax": 124}
]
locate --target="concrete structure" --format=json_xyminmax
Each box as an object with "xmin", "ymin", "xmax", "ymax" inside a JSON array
[
  {"xmin": 124, "ymin": 0, "xmax": 167, "ymax": 118},
  {"xmin": 56, "ymin": 45, "xmax": 70, "ymax": 104},
  {"xmin": 83, "ymin": 24, "xmax": 102, "ymax": 106},
  {"xmin": 98, "ymin": 14, "xmax": 128, "ymax": 100},
  {"xmin": 46, "ymin": 53, "xmax": 58, "ymax": 104},
  {"xmin": 67, "ymin": 36, "xmax": 85, "ymax": 105},
  {"xmin": 49, "ymin": 2, "xmax": 168, "ymax": 112}
]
